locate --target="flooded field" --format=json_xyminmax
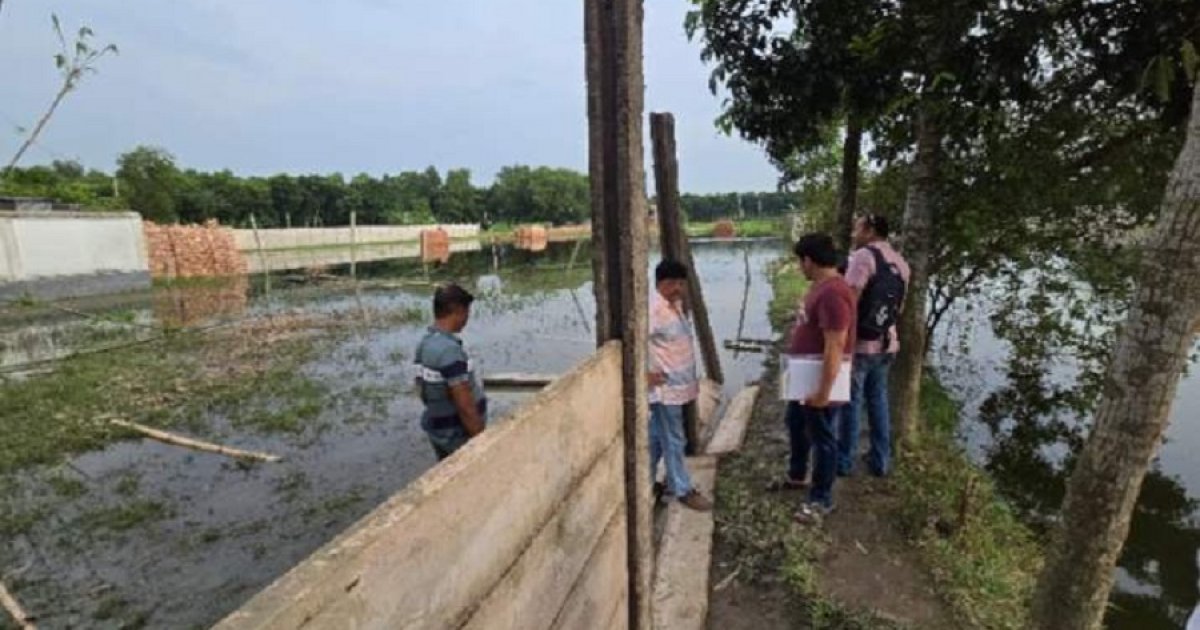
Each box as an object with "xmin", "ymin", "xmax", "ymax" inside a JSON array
[
  {"xmin": 0, "ymin": 238, "xmax": 780, "ymax": 629},
  {"xmin": 931, "ymin": 282, "xmax": 1200, "ymax": 629}
]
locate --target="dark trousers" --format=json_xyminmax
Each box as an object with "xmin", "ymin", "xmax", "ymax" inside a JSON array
[{"xmin": 785, "ymin": 401, "xmax": 840, "ymax": 508}]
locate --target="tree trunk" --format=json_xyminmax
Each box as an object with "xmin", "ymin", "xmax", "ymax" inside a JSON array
[
  {"xmin": 1031, "ymin": 76, "xmax": 1200, "ymax": 630},
  {"xmin": 836, "ymin": 115, "xmax": 862, "ymax": 250},
  {"xmin": 5, "ymin": 80, "xmax": 73, "ymax": 175},
  {"xmin": 890, "ymin": 108, "xmax": 941, "ymax": 446}
]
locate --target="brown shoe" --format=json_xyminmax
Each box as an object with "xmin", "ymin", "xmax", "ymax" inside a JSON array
[{"xmin": 678, "ymin": 490, "xmax": 713, "ymax": 512}]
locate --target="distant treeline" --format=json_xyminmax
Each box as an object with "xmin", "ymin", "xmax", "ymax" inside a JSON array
[{"xmin": 0, "ymin": 146, "xmax": 796, "ymax": 227}]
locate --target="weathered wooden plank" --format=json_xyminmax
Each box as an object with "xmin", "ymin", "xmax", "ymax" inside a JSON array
[
  {"xmin": 215, "ymin": 343, "xmax": 625, "ymax": 630},
  {"xmin": 705, "ymin": 386, "xmax": 760, "ymax": 456},
  {"xmin": 462, "ymin": 440, "xmax": 623, "ymax": 630},
  {"xmin": 550, "ymin": 509, "xmax": 628, "ymax": 630},
  {"xmin": 652, "ymin": 456, "xmax": 718, "ymax": 630}
]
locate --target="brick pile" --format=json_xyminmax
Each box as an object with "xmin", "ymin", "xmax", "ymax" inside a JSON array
[
  {"xmin": 712, "ymin": 220, "xmax": 737, "ymax": 238},
  {"xmin": 515, "ymin": 224, "xmax": 549, "ymax": 251},
  {"xmin": 144, "ymin": 220, "xmax": 248, "ymax": 279},
  {"xmin": 420, "ymin": 228, "xmax": 451, "ymax": 263}
]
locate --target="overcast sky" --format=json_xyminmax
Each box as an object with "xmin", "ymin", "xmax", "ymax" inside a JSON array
[{"xmin": 0, "ymin": 0, "xmax": 778, "ymax": 193}]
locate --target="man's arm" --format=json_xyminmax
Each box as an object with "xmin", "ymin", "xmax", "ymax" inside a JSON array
[{"xmin": 448, "ymin": 383, "xmax": 485, "ymax": 437}]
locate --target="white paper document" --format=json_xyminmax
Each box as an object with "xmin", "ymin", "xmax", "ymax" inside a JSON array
[{"xmin": 779, "ymin": 355, "xmax": 852, "ymax": 402}]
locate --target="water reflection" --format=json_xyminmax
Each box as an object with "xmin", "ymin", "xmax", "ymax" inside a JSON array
[{"xmin": 934, "ymin": 277, "xmax": 1200, "ymax": 629}]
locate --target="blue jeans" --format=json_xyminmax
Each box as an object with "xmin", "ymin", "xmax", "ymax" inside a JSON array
[
  {"xmin": 650, "ymin": 403, "xmax": 693, "ymax": 496},
  {"xmin": 785, "ymin": 402, "xmax": 839, "ymax": 509},
  {"xmin": 838, "ymin": 353, "xmax": 894, "ymax": 476}
]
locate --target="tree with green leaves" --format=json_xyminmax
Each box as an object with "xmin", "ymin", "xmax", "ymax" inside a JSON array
[
  {"xmin": 4, "ymin": 15, "xmax": 117, "ymax": 175},
  {"xmin": 687, "ymin": 0, "xmax": 900, "ymax": 248},
  {"xmin": 690, "ymin": 0, "xmax": 1046, "ymax": 444},
  {"xmin": 436, "ymin": 168, "xmax": 480, "ymax": 223},
  {"xmin": 116, "ymin": 146, "xmax": 180, "ymax": 222}
]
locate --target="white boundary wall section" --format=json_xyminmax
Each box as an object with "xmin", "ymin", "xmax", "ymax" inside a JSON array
[
  {"xmin": 0, "ymin": 211, "xmax": 148, "ymax": 281},
  {"xmin": 216, "ymin": 342, "xmax": 629, "ymax": 630},
  {"xmin": 231, "ymin": 224, "xmax": 480, "ymax": 251}
]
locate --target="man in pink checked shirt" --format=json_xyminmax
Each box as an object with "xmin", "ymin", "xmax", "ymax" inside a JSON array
[{"xmin": 646, "ymin": 259, "xmax": 713, "ymax": 512}]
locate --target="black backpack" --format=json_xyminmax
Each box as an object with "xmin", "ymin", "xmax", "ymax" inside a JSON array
[{"xmin": 856, "ymin": 246, "xmax": 906, "ymax": 345}]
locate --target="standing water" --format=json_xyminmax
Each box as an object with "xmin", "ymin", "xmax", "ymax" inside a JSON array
[
  {"xmin": 931, "ymin": 278, "xmax": 1200, "ymax": 629},
  {"xmin": 0, "ymin": 238, "xmax": 780, "ymax": 629}
]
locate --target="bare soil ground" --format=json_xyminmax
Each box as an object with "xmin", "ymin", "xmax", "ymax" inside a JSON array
[{"xmin": 707, "ymin": 370, "xmax": 957, "ymax": 629}]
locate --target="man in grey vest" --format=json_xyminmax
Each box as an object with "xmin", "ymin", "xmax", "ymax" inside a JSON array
[{"xmin": 415, "ymin": 283, "xmax": 487, "ymax": 460}]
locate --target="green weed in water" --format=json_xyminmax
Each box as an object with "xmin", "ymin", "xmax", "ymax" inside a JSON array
[
  {"xmin": 78, "ymin": 499, "xmax": 172, "ymax": 532},
  {"xmin": 46, "ymin": 473, "xmax": 88, "ymax": 498}
]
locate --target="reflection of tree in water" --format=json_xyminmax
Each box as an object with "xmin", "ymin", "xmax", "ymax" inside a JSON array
[{"xmin": 977, "ymin": 277, "xmax": 1200, "ymax": 628}]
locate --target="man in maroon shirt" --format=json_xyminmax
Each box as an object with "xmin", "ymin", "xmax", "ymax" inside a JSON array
[{"xmin": 783, "ymin": 233, "xmax": 856, "ymax": 524}]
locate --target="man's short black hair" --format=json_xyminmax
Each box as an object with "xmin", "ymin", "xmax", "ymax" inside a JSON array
[
  {"xmin": 793, "ymin": 233, "xmax": 839, "ymax": 268},
  {"xmin": 655, "ymin": 259, "xmax": 689, "ymax": 283},
  {"xmin": 860, "ymin": 212, "xmax": 891, "ymax": 238},
  {"xmin": 433, "ymin": 283, "xmax": 475, "ymax": 318}
]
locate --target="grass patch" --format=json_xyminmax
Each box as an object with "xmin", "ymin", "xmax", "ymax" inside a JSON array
[
  {"xmin": 0, "ymin": 315, "xmax": 338, "ymax": 476},
  {"xmin": 686, "ymin": 218, "xmax": 786, "ymax": 238},
  {"xmin": 47, "ymin": 473, "xmax": 89, "ymax": 498},
  {"xmin": 78, "ymin": 499, "xmax": 172, "ymax": 532},
  {"xmin": 767, "ymin": 257, "xmax": 807, "ymax": 329},
  {"xmin": 894, "ymin": 377, "xmax": 1042, "ymax": 630},
  {"xmin": 0, "ymin": 507, "xmax": 46, "ymax": 537}
]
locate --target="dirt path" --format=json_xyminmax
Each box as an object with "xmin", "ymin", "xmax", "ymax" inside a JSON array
[{"xmin": 708, "ymin": 366, "xmax": 956, "ymax": 629}]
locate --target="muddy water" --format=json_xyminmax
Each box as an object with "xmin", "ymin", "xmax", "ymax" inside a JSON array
[
  {"xmin": 931, "ymin": 282, "xmax": 1200, "ymax": 629},
  {"xmin": 0, "ymin": 238, "xmax": 779, "ymax": 629}
]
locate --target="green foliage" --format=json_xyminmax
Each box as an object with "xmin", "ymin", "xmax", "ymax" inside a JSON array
[
  {"xmin": 677, "ymin": 190, "xmax": 799, "ymax": 222},
  {"xmin": 893, "ymin": 376, "xmax": 1042, "ymax": 630},
  {"xmin": 685, "ymin": 218, "xmax": 785, "ymax": 238},
  {"xmin": 117, "ymin": 145, "xmax": 181, "ymax": 222},
  {"xmin": 767, "ymin": 258, "xmax": 808, "ymax": 330},
  {"xmin": 486, "ymin": 165, "xmax": 590, "ymax": 226},
  {"xmin": 77, "ymin": 499, "xmax": 171, "ymax": 532}
]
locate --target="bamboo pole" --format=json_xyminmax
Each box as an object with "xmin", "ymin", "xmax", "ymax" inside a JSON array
[
  {"xmin": 109, "ymin": 419, "xmax": 282, "ymax": 463},
  {"xmin": 0, "ymin": 581, "xmax": 36, "ymax": 630}
]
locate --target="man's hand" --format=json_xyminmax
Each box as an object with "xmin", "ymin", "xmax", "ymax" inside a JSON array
[
  {"xmin": 647, "ymin": 371, "xmax": 667, "ymax": 388},
  {"xmin": 804, "ymin": 391, "xmax": 832, "ymax": 408}
]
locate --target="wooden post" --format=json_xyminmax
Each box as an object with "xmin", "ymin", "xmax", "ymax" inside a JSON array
[
  {"xmin": 650, "ymin": 112, "xmax": 723, "ymax": 385},
  {"xmin": 650, "ymin": 112, "xmax": 724, "ymax": 454},
  {"xmin": 586, "ymin": 1, "xmax": 652, "ymax": 628},
  {"xmin": 248, "ymin": 213, "xmax": 270, "ymax": 294},
  {"xmin": 349, "ymin": 210, "xmax": 358, "ymax": 278}
]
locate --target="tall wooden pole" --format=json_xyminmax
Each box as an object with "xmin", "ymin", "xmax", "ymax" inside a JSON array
[
  {"xmin": 650, "ymin": 112, "xmax": 724, "ymax": 455},
  {"xmin": 586, "ymin": 1, "xmax": 652, "ymax": 628},
  {"xmin": 650, "ymin": 112, "xmax": 723, "ymax": 386}
]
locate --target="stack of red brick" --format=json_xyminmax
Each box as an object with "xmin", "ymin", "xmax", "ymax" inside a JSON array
[
  {"xmin": 515, "ymin": 224, "xmax": 549, "ymax": 251},
  {"xmin": 421, "ymin": 228, "xmax": 451, "ymax": 263},
  {"xmin": 143, "ymin": 220, "xmax": 248, "ymax": 279},
  {"xmin": 712, "ymin": 220, "xmax": 737, "ymax": 238}
]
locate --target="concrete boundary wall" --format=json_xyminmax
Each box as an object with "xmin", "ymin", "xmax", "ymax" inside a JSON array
[
  {"xmin": 216, "ymin": 342, "xmax": 628, "ymax": 630},
  {"xmin": 0, "ymin": 211, "xmax": 148, "ymax": 281},
  {"xmin": 232, "ymin": 224, "xmax": 480, "ymax": 251}
]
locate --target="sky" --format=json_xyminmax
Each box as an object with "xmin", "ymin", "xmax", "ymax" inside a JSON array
[{"xmin": 0, "ymin": 0, "xmax": 779, "ymax": 193}]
